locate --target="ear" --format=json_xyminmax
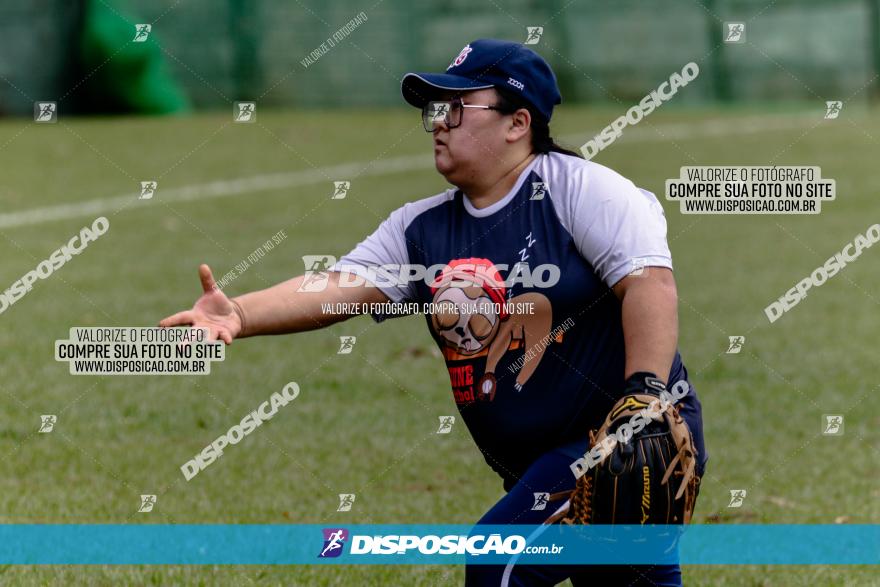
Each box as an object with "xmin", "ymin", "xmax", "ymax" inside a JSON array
[{"xmin": 506, "ymin": 107, "xmax": 532, "ymax": 143}]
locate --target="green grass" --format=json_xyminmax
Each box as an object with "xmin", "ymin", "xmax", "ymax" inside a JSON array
[{"xmin": 0, "ymin": 104, "xmax": 878, "ymax": 585}]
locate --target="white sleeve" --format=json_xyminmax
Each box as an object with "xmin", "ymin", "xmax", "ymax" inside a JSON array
[
  {"xmin": 328, "ymin": 205, "xmax": 416, "ymax": 322},
  {"xmin": 570, "ymin": 164, "xmax": 672, "ymax": 287}
]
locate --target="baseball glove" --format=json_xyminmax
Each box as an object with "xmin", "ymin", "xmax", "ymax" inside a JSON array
[{"xmin": 548, "ymin": 372, "xmax": 700, "ymax": 525}]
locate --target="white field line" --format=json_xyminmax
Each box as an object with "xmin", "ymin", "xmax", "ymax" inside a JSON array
[
  {"xmin": 0, "ymin": 114, "xmax": 816, "ymax": 230},
  {"xmin": 564, "ymin": 113, "xmax": 819, "ymax": 144}
]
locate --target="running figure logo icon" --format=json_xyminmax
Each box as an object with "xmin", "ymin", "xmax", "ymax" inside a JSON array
[
  {"xmin": 139, "ymin": 181, "xmax": 158, "ymax": 200},
  {"xmin": 727, "ymin": 489, "xmax": 747, "ymax": 508},
  {"xmin": 427, "ymin": 102, "xmax": 450, "ymax": 126},
  {"xmin": 133, "ymin": 24, "xmax": 151, "ymax": 42},
  {"xmin": 332, "ymin": 181, "xmax": 350, "ymax": 199},
  {"xmin": 822, "ymin": 415, "xmax": 844, "ymax": 435},
  {"xmin": 824, "ymin": 101, "xmax": 843, "ymax": 119},
  {"xmin": 297, "ymin": 255, "xmax": 336, "ymax": 292},
  {"xmin": 234, "ymin": 102, "xmax": 256, "ymax": 122},
  {"xmin": 337, "ymin": 336, "xmax": 356, "ymax": 354},
  {"xmin": 337, "ymin": 493, "xmax": 356, "ymax": 512},
  {"xmin": 436, "ymin": 416, "xmax": 455, "ymax": 434},
  {"xmin": 524, "ymin": 27, "xmax": 543, "ymax": 45},
  {"xmin": 532, "ymin": 492, "xmax": 549, "ymax": 510},
  {"xmin": 530, "ymin": 182, "xmax": 547, "ymax": 200},
  {"xmin": 34, "ymin": 102, "xmax": 57, "ymax": 123},
  {"xmin": 318, "ymin": 528, "xmax": 349, "ymax": 558},
  {"xmin": 726, "ymin": 336, "xmax": 745, "ymax": 354},
  {"xmin": 38, "ymin": 415, "xmax": 57, "ymax": 433},
  {"xmin": 724, "ymin": 23, "xmax": 745, "ymax": 43},
  {"xmin": 138, "ymin": 494, "xmax": 157, "ymax": 512}
]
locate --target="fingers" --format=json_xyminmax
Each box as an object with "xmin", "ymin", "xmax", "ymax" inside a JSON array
[
  {"xmin": 203, "ymin": 327, "xmax": 232, "ymax": 345},
  {"xmin": 199, "ymin": 264, "xmax": 218, "ymax": 294},
  {"xmin": 218, "ymin": 329, "xmax": 233, "ymax": 345},
  {"xmin": 158, "ymin": 310, "xmax": 195, "ymax": 328}
]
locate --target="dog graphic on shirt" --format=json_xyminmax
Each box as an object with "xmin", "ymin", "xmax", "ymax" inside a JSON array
[{"xmin": 429, "ymin": 258, "xmax": 553, "ymax": 401}]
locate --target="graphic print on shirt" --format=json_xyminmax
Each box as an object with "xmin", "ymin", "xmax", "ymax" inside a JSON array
[
  {"xmin": 328, "ymin": 153, "xmax": 708, "ymax": 480},
  {"xmin": 428, "ymin": 257, "xmax": 554, "ymax": 404}
]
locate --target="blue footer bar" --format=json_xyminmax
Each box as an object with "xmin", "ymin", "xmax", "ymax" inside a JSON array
[{"xmin": 0, "ymin": 525, "xmax": 876, "ymax": 564}]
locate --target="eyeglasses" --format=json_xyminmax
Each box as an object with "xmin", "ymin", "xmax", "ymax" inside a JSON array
[{"xmin": 421, "ymin": 97, "xmax": 505, "ymax": 132}]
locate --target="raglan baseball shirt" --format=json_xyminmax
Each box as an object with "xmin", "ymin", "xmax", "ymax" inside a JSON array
[{"xmin": 329, "ymin": 152, "xmax": 707, "ymax": 484}]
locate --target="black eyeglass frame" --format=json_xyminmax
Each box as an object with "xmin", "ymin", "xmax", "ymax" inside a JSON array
[{"xmin": 421, "ymin": 96, "xmax": 509, "ymax": 132}]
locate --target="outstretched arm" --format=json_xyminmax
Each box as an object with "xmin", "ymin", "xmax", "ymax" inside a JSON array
[
  {"xmin": 159, "ymin": 264, "xmax": 388, "ymax": 343},
  {"xmin": 232, "ymin": 270, "xmax": 388, "ymax": 337}
]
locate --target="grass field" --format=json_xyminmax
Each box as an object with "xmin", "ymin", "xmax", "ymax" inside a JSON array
[{"xmin": 0, "ymin": 103, "xmax": 878, "ymax": 585}]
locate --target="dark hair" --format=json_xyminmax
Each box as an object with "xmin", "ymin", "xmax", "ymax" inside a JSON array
[{"xmin": 493, "ymin": 86, "xmax": 583, "ymax": 159}]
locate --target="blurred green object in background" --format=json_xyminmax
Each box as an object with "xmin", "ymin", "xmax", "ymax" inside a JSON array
[
  {"xmin": 1, "ymin": 0, "xmax": 878, "ymax": 116},
  {"xmin": 72, "ymin": 0, "xmax": 189, "ymax": 114}
]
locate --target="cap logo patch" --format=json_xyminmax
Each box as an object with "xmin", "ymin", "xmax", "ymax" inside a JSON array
[
  {"xmin": 447, "ymin": 44, "xmax": 473, "ymax": 70},
  {"xmin": 507, "ymin": 77, "xmax": 524, "ymax": 91}
]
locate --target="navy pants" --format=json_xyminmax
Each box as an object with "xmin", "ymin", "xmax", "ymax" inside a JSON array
[{"xmin": 465, "ymin": 435, "xmax": 705, "ymax": 586}]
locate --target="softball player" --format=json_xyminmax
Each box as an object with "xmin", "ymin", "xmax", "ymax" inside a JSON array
[{"xmin": 161, "ymin": 38, "xmax": 707, "ymax": 586}]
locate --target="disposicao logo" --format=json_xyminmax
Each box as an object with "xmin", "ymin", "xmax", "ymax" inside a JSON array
[{"xmin": 318, "ymin": 528, "xmax": 349, "ymax": 558}]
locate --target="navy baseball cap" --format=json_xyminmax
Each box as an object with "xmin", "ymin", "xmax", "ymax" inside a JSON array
[{"xmin": 401, "ymin": 38, "xmax": 562, "ymax": 122}]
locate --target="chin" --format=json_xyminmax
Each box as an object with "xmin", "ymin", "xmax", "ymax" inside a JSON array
[{"xmin": 434, "ymin": 156, "xmax": 456, "ymax": 178}]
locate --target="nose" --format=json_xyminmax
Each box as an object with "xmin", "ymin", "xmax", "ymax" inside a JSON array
[{"xmin": 454, "ymin": 326, "xmax": 465, "ymax": 337}]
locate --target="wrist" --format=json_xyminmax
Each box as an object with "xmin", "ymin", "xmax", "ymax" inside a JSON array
[
  {"xmin": 231, "ymin": 298, "xmax": 248, "ymax": 338},
  {"xmin": 623, "ymin": 371, "xmax": 666, "ymax": 396}
]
